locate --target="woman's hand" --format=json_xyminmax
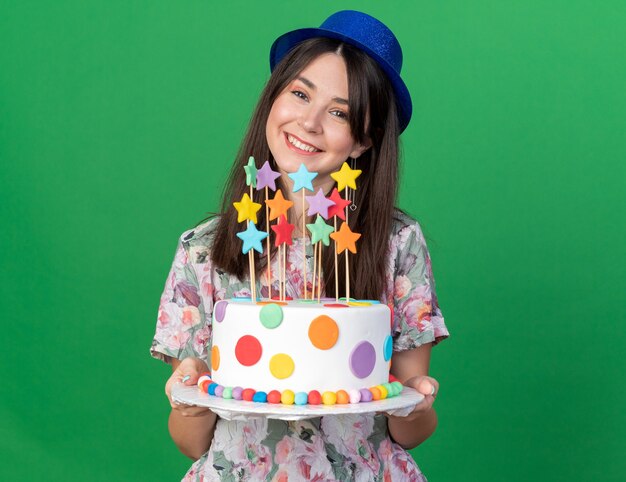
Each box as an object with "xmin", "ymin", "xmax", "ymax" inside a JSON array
[
  {"xmin": 165, "ymin": 357, "xmax": 213, "ymax": 417},
  {"xmin": 387, "ymin": 375, "xmax": 439, "ymax": 423}
]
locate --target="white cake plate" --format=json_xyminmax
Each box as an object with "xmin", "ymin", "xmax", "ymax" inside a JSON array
[{"xmin": 171, "ymin": 384, "xmax": 424, "ymax": 421}]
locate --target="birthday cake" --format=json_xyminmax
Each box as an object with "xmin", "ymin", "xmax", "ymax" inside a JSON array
[
  {"xmin": 198, "ymin": 299, "xmax": 402, "ymax": 405},
  {"xmin": 196, "ymin": 158, "xmax": 404, "ymax": 405}
]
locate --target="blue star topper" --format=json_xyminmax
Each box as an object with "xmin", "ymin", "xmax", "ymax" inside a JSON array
[
  {"xmin": 236, "ymin": 221, "xmax": 268, "ymax": 254},
  {"xmin": 287, "ymin": 163, "xmax": 317, "ymax": 193}
]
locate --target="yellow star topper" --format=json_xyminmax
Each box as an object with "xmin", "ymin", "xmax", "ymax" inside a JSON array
[
  {"xmin": 330, "ymin": 162, "xmax": 362, "ymax": 192},
  {"xmin": 233, "ymin": 193, "xmax": 262, "ymax": 223}
]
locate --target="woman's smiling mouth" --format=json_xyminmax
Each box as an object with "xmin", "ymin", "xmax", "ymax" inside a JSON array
[{"xmin": 285, "ymin": 133, "xmax": 322, "ymax": 153}]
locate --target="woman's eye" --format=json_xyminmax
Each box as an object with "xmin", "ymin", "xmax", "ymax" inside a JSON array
[
  {"xmin": 292, "ymin": 90, "xmax": 308, "ymax": 101},
  {"xmin": 331, "ymin": 110, "xmax": 348, "ymax": 119}
]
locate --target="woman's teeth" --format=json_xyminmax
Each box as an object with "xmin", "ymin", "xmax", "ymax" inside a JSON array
[{"xmin": 287, "ymin": 134, "xmax": 320, "ymax": 152}]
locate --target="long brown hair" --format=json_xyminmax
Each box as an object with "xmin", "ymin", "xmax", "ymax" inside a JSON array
[{"xmin": 211, "ymin": 37, "xmax": 401, "ymax": 300}]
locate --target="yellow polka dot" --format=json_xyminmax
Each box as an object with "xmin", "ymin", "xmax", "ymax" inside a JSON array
[
  {"xmin": 281, "ymin": 390, "xmax": 295, "ymax": 405},
  {"xmin": 269, "ymin": 354, "xmax": 294, "ymax": 379},
  {"xmin": 322, "ymin": 391, "xmax": 337, "ymax": 405},
  {"xmin": 348, "ymin": 301, "xmax": 372, "ymax": 307},
  {"xmin": 211, "ymin": 346, "xmax": 220, "ymax": 371}
]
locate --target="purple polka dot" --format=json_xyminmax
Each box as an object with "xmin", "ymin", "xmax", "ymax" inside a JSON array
[
  {"xmin": 214, "ymin": 385, "xmax": 225, "ymax": 397},
  {"xmin": 359, "ymin": 388, "xmax": 373, "ymax": 402},
  {"xmin": 214, "ymin": 301, "xmax": 228, "ymax": 322},
  {"xmin": 349, "ymin": 341, "xmax": 376, "ymax": 379},
  {"xmin": 232, "ymin": 387, "xmax": 243, "ymax": 400}
]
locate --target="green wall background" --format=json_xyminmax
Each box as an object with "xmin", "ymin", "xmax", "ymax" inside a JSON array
[{"xmin": 1, "ymin": 1, "xmax": 624, "ymax": 480}]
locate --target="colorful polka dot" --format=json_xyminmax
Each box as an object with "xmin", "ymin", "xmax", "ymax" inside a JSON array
[
  {"xmin": 211, "ymin": 346, "xmax": 220, "ymax": 371},
  {"xmin": 295, "ymin": 392, "xmax": 308, "ymax": 405},
  {"xmin": 267, "ymin": 390, "xmax": 282, "ymax": 404},
  {"xmin": 281, "ymin": 390, "xmax": 295, "ymax": 405},
  {"xmin": 391, "ymin": 381, "xmax": 404, "ymax": 395},
  {"xmin": 336, "ymin": 390, "xmax": 349, "ymax": 404},
  {"xmin": 370, "ymin": 386, "xmax": 381, "ymax": 400},
  {"xmin": 383, "ymin": 335, "xmax": 393, "ymax": 361},
  {"xmin": 235, "ymin": 335, "xmax": 262, "ymax": 366},
  {"xmin": 242, "ymin": 388, "xmax": 255, "ymax": 401},
  {"xmin": 376, "ymin": 384, "xmax": 388, "ymax": 399},
  {"xmin": 322, "ymin": 391, "xmax": 337, "ymax": 405},
  {"xmin": 269, "ymin": 353, "xmax": 295, "ymax": 379},
  {"xmin": 348, "ymin": 389, "xmax": 361, "ymax": 404},
  {"xmin": 222, "ymin": 387, "xmax": 233, "ymax": 399},
  {"xmin": 359, "ymin": 388, "xmax": 373, "ymax": 402},
  {"xmin": 349, "ymin": 341, "xmax": 376, "ymax": 378},
  {"xmin": 308, "ymin": 315, "xmax": 339, "ymax": 350},
  {"xmin": 308, "ymin": 390, "xmax": 322, "ymax": 405},
  {"xmin": 348, "ymin": 301, "xmax": 372, "ymax": 306},
  {"xmin": 214, "ymin": 300, "xmax": 228, "ymax": 322},
  {"xmin": 260, "ymin": 303, "xmax": 283, "ymax": 329},
  {"xmin": 232, "ymin": 387, "xmax": 243, "ymax": 400},
  {"xmin": 252, "ymin": 391, "xmax": 267, "ymax": 403},
  {"xmin": 323, "ymin": 303, "xmax": 349, "ymax": 308}
]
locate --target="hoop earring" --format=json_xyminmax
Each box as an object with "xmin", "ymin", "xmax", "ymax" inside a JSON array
[{"xmin": 348, "ymin": 157, "xmax": 357, "ymax": 211}]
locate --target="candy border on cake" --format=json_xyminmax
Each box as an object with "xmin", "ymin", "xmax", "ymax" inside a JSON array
[{"xmin": 196, "ymin": 372, "xmax": 404, "ymax": 406}]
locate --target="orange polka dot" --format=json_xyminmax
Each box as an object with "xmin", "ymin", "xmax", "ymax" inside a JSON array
[
  {"xmin": 211, "ymin": 345, "xmax": 220, "ymax": 371},
  {"xmin": 308, "ymin": 315, "xmax": 339, "ymax": 350},
  {"xmin": 370, "ymin": 386, "xmax": 381, "ymax": 401},
  {"xmin": 336, "ymin": 390, "xmax": 349, "ymax": 404}
]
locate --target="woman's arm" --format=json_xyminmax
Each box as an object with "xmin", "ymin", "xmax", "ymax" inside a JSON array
[
  {"xmin": 386, "ymin": 343, "xmax": 439, "ymax": 449},
  {"xmin": 165, "ymin": 357, "xmax": 219, "ymax": 460}
]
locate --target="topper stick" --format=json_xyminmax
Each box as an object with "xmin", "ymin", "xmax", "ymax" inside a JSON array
[
  {"xmin": 311, "ymin": 239, "xmax": 318, "ymax": 300},
  {"xmin": 265, "ymin": 186, "xmax": 271, "ymax": 300},
  {"xmin": 302, "ymin": 189, "xmax": 307, "ymax": 299},
  {"xmin": 345, "ymin": 187, "xmax": 350, "ymax": 302},
  {"xmin": 346, "ymin": 247, "xmax": 350, "ymax": 303},
  {"xmin": 248, "ymin": 249, "xmax": 254, "ymax": 300},
  {"xmin": 317, "ymin": 242, "xmax": 322, "ymax": 303},
  {"xmin": 281, "ymin": 244, "xmax": 285, "ymax": 300},
  {"xmin": 251, "ymin": 250, "xmax": 257, "ymax": 301},
  {"xmin": 333, "ymin": 217, "xmax": 338, "ymax": 303}
]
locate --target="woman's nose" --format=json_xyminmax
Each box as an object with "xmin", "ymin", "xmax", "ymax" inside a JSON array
[{"xmin": 299, "ymin": 105, "xmax": 323, "ymax": 134}]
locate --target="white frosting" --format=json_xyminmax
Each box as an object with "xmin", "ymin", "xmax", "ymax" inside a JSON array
[{"xmin": 211, "ymin": 300, "xmax": 392, "ymax": 394}]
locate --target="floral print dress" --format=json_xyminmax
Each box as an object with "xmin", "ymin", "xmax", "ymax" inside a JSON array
[{"xmin": 151, "ymin": 211, "xmax": 448, "ymax": 481}]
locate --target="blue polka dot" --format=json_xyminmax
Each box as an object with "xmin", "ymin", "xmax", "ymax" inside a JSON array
[
  {"xmin": 383, "ymin": 335, "xmax": 393, "ymax": 361},
  {"xmin": 295, "ymin": 392, "xmax": 308, "ymax": 405}
]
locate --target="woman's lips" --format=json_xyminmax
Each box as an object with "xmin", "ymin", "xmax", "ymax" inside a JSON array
[{"xmin": 284, "ymin": 132, "xmax": 322, "ymax": 155}]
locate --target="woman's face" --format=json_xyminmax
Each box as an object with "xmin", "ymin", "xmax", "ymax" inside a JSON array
[{"xmin": 266, "ymin": 53, "xmax": 370, "ymax": 193}]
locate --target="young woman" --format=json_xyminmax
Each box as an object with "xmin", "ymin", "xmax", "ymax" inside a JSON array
[{"xmin": 152, "ymin": 10, "xmax": 449, "ymax": 481}]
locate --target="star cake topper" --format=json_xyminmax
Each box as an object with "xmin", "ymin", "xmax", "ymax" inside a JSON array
[
  {"xmin": 236, "ymin": 222, "xmax": 268, "ymax": 254},
  {"xmin": 306, "ymin": 215, "xmax": 335, "ymax": 246},
  {"xmin": 287, "ymin": 163, "xmax": 317, "ymax": 193},
  {"xmin": 330, "ymin": 162, "xmax": 362, "ymax": 192},
  {"xmin": 271, "ymin": 215, "xmax": 295, "ymax": 246},
  {"xmin": 305, "ymin": 188, "xmax": 336, "ymax": 220},
  {"xmin": 244, "ymin": 156, "xmax": 258, "ymax": 188},
  {"xmin": 256, "ymin": 160, "xmax": 281, "ymax": 191},
  {"xmin": 330, "ymin": 221, "xmax": 361, "ymax": 254},
  {"xmin": 327, "ymin": 187, "xmax": 351, "ymax": 220},
  {"xmin": 265, "ymin": 189, "xmax": 294, "ymax": 221},
  {"xmin": 233, "ymin": 193, "xmax": 262, "ymax": 223}
]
